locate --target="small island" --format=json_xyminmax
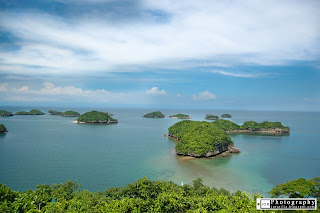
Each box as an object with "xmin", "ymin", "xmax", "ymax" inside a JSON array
[
  {"xmin": 205, "ymin": 114, "xmax": 219, "ymax": 120},
  {"xmin": 49, "ymin": 110, "xmax": 80, "ymax": 117},
  {"xmin": 77, "ymin": 111, "xmax": 118, "ymax": 124},
  {"xmin": 213, "ymin": 119, "xmax": 290, "ymax": 133},
  {"xmin": 0, "ymin": 124, "xmax": 8, "ymax": 133},
  {"xmin": 169, "ymin": 113, "xmax": 191, "ymax": 119},
  {"xmin": 14, "ymin": 109, "xmax": 45, "ymax": 115},
  {"xmin": 0, "ymin": 110, "xmax": 13, "ymax": 117},
  {"xmin": 143, "ymin": 111, "xmax": 165, "ymax": 118},
  {"xmin": 168, "ymin": 120, "xmax": 240, "ymax": 158},
  {"xmin": 221, "ymin": 113, "xmax": 232, "ymax": 118}
]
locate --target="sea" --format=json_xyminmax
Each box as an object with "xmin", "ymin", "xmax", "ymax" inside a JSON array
[{"xmin": 0, "ymin": 107, "xmax": 319, "ymax": 196}]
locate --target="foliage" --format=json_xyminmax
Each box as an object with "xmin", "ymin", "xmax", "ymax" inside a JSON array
[
  {"xmin": 14, "ymin": 109, "xmax": 45, "ymax": 115},
  {"xmin": 205, "ymin": 114, "xmax": 219, "ymax": 120},
  {"xmin": 212, "ymin": 120, "xmax": 241, "ymax": 131},
  {"xmin": 0, "ymin": 124, "xmax": 8, "ymax": 133},
  {"xmin": 0, "ymin": 110, "xmax": 13, "ymax": 117},
  {"xmin": 0, "ymin": 178, "xmax": 264, "ymax": 212},
  {"xmin": 211, "ymin": 119, "xmax": 289, "ymax": 131},
  {"xmin": 241, "ymin": 121, "xmax": 289, "ymax": 131},
  {"xmin": 270, "ymin": 177, "xmax": 320, "ymax": 199},
  {"xmin": 2, "ymin": 177, "xmax": 318, "ymax": 212},
  {"xmin": 169, "ymin": 113, "xmax": 190, "ymax": 119},
  {"xmin": 143, "ymin": 111, "xmax": 165, "ymax": 118},
  {"xmin": 168, "ymin": 121, "xmax": 233, "ymax": 157},
  {"xmin": 77, "ymin": 111, "xmax": 117, "ymax": 123},
  {"xmin": 49, "ymin": 110, "xmax": 80, "ymax": 117},
  {"xmin": 221, "ymin": 114, "xmax": 232, "ymax": 118}
]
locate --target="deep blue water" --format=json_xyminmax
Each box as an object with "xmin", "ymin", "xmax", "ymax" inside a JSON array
[{"xmin": 0, "ymin": 107, "xmax": 319, "ymax": 196}]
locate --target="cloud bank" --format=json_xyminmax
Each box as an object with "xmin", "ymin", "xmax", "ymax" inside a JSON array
[
  {"xmin": 146, "ymin": 87, "xmax": 167, "ymax": 95},
  {"xmin": 0, "ymin": 0, "xmax": 319, "ymax": 76}
]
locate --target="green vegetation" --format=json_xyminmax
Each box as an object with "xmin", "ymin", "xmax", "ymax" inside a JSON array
[
  {"xmin": 143, "ymin": 111, "xmax": 165, "ymax": 118},
  {"xmin": 0, "ymin": 124, "xmax": 7, "ymax": 133},
  {"xmin": 14, "ymin": 109, "xmax": 45, "ymax": 115},
  {"xmin": 0, "ymin": 110, "xmax": 13, "ymax": 117},
  {"xmin": 49, "ymin": 110, "xmax": 80, "ymax": 117},
  {"xmin": 270, "ymin": 177, "xmax": 320, "ymax": 199},
  {"xmin": 169, "ymin": 113, "xmax": 191, "ymax": 119},
  {"xmin": 77, "ymin": 111, "xmax": 117, "ymax": 124},
  {"xmin": 0, "ymin": 178, "xmax": 259, "ymax": 212},
  {"xmin": 212, "ymin": 120, "xmax": 241, "ymax": 131},
  {"xmin": 205, "ymin": 114, "xmax": 219, "ymax": 120},
  {"xmin": 1, "ymin": 177, "xmax": 318, "ymax": 212},
  {"xmin": 211, "ymin": 119, "xmax": 290, "ymax": 132},
  {"xmin": 221, "ymin": 113, "xmax": 232, "ymax": 118},
  {"xmin": 240, "ymin": 121, "xmax": 290, "ymax": 131},
  {"xmin": 168, "ymin": 120, "xmax": 233, "ymax": 157}
]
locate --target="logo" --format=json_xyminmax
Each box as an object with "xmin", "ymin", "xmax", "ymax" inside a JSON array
[{"xmin": 256, "ymin": 198, "xmax": 317, "ymax": 210}]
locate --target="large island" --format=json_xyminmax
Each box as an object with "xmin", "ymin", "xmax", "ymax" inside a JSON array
[
  {"xmin": 213, "ymin": 120, "xmax": 290, "ymax": 133},
  {"xmin": 77, "ymin": 111, "xmax": 118, "ymax": 124},
  {"xmin": 0, "ymin": 124, "xmax": 8, "ymax": 133},
  {"xmin": 0, "ymin": 110, "xmax": 13, "ymax": 117},
  {"xmin": 169, "ymin": 113, "xmax": 191, "ymax": 119},
  {"xmin": 14, "ymin": 110, "xmax": 45, "ymax": 115},
  {"xmin": 49, "ymin": 110, "xmax": 80, "ymax": 117},
  {"xmin": 168, "ymin": 120, "xmax": 240, "ymax": 157},
  {"xmin": 143, "ymin": 111, "xmax": 165, "ymax": 118}
]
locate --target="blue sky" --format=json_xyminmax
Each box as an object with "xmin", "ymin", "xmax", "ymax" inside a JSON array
[{"xmin": 0, "ymin": 0, "xmax": 319, "ymax": 111}]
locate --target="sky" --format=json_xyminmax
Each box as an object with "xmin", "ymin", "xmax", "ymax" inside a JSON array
[{"xmin": 0, "ymin": 0, "xmax": 319, "ymax": 111}]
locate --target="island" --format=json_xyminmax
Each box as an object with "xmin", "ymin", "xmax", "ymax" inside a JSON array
[
  {"xmin": 143, "ymin": 111, "xmax": 165, "ymax": 118},
  {"xmin": 0, "ymin": 110, "xmax": 13, "ymax": 117},
  {"xmin": 14, "ymin": 109, "xmax": 45, "ymax": 115},
  {"xmin": 221, "ymin": 113, "xmax": 232, "ymax": 118},
  {"xmin": 49, "ymin": 110, "xmax": 80, "ymax": 117},
  {"xmin": 77, "ymin": 111, "xmax": 118, "ymax": 124},
  {"xmin": 213, "ymin": 119, "xmax": 290, "ymax": 133},
  {"xmin": 169, "ymin": 113, "xmax": 191, "ymax": 119},
  {"xmin": 0, "ymin": 124, "xmax": 8, "ymax": 133},
  {"xmin": 168, "ymin": 120, "xmax": 240, "ymax": 158},
  {"xmin": 205, "ymin": 114, "xmax": 219, "ymax": 120}
]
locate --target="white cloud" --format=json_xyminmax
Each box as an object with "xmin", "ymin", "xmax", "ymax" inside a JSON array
[
  {"xmin": 146, "ymin": 87, "xmax": 167, "ymax": 95},
  {"xmin": 192, "ymin": 91, "xmax": 216, "ymax": 100},
  {"xmin": 176, "ymin": 93, "xmax": 182, "ymax": 97},
  {"xmin": 211, "ymin": 70, "xmax": 265, "ymax": 78},
  {"xmin": 17, "ymin": 86, "xmax": 30, "ymax": 92},
  {"xmin": 0, "ymin": 83, "xmax": 8, "ymax": 92},
  {"xmin": 0, "ymin": 0, "xmax": 319, "ymax": 75}
]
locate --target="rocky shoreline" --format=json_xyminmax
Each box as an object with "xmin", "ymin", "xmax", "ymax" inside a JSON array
[
  {"xmin": 226, "ymin": 128, "xmax": 290, "ymax": 134},
  {"xmin": 77, "ymin": 119, "xmax": 118, "ymax": 124},
  {"xmin": 168, "ymin": 134, "xmax": 240, "ymax": 158}
]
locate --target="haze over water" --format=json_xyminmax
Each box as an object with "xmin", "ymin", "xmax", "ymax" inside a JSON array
[{"xmin": 0, "ymin": 107, "xmax": 319, "ymax": 196}]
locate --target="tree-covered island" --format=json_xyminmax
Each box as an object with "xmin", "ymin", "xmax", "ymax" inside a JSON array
[
  {"xmin": 221, "ymin": 113, "xmax": 232, "ymax": 118},
  {"xmin": 0, "ymin": 110, "xmax": 13, "ymax": 117},
  {"xmin": 49, "ymin": 110, "xmax": 80, "ymax": 117},
  {"xmin": 205, "ymin": 114, "xmax": 219, "ymax": 120},
  {"xmin": 143, "ymin": 111, "xmax": 165, "ymax": 118},
  {"xmin": 77, "ymin": 111, "xmax": 118, "ymax": 124},
  {"xmin": 168, "ymin": 120, "xmax": 240, "ymax": 157},
  {"xmin": 0, "ymin": 124, "xmax": 8, "ymax": 133},
  {"xmin": 169, "ymin": 113, "xmax": 191, "ymax": 119},
  {"xmin": 14, "ymin": 110, "xmax": 45, "ymax": 115},
  {"xmin": 213, "ymin": 120, "xmax": 290, "ymax": 133}
]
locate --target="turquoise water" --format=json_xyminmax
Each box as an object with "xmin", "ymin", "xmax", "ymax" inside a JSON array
[{"xmin": 0, "ymin": 107, "xmax": 319, "ymax": 196}]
